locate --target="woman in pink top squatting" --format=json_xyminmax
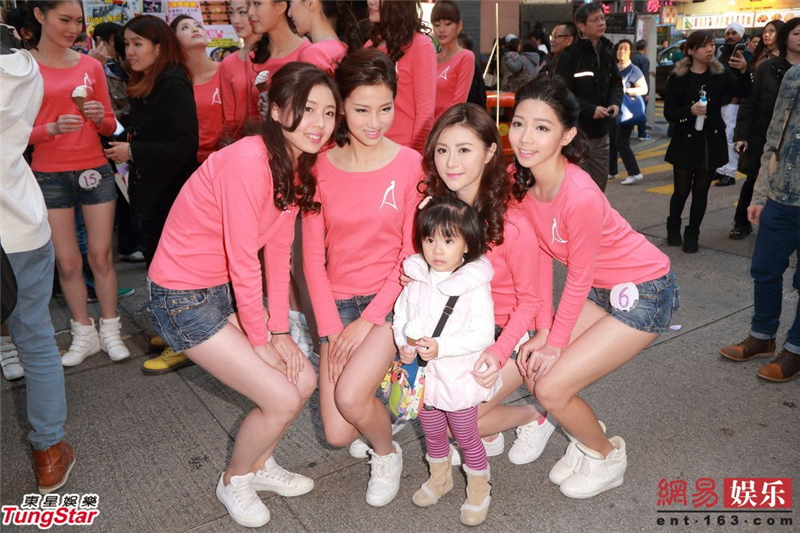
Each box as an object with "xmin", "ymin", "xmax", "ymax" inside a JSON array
[
  {"xmin": 302, "ymin": 49, "xmax": 421, "ymax": 507},
  {"xmin": 289, "ymin": 0, "xmax": 362, "ymax": 75},
  {"xmin": 421, "ymin": 104, "xmax": 556, "ymax": 468},
  {"xmin": 219, "ymin": 0, "xmax": 261, "ymax": 141},
  {"xmin": 147, "ymin": 64, "xmax": 342, "ymax": 528},
  {"xmin": 431, "ymin": 0, "xmax": 474, "ymax": 119},
  {"xmin": 365, "ymin": 0, "xmax": 436, "ymax": 153},
  {"xmin": 27, "ymin": 0, "xmax": 130, "ymax": 366},
  {"xmin": 510, "ymin": 76, "xmax": 680, "ymax": 499}
]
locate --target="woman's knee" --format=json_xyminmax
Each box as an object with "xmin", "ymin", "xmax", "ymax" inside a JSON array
[
  {"xmin": 87, "ymin": 249, "xmax": 114, "ymax": 274},
  {"xmin": 56, "ymin": 255, "xmax": 83, "ymax": 281},
  {"xmin": 296, "ymin": 367, "xmax": 317, "ymax": 402},
  {"xmin": 534, "ymin": 377, "xmax": 569, "ymax": 413},
  {"xmin": 333, "ymin": 385, "xmax": 368, "ymax": 422}
]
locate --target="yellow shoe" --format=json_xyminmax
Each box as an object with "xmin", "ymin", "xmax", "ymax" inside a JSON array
[
  {"xmin": 141, "ymin": 347, "xmax": 192, "ymax": 375},
  {"xmin": 149, "ymin": 335, "xmax": 167, "ymax": 353}
]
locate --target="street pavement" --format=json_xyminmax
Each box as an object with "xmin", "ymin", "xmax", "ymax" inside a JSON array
[{"xmin": 2, "ymin": 109, "xmax": 798, "ymax": 532}]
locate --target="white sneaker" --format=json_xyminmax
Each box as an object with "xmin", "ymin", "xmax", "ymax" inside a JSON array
[
  {"xmin": 252, "ymin": 456, "xmax": 314, "ymax": 497},
  {"xmin": 289, "ymin": 310, "xmax": 315, "ymax": 361},
  {"xmin": 61, "ymin": 319, "xmax": 101, "ymax": 367},
  {"xmin": 98, "ymin": 317, "xmax": 130, "ymax": 362},
  {"xmin": 1, "ymin": 336, "xmax": 24, "ymax": 381},
  {"xmin": 559, "ymin": 436, "xmax": 627, "ymax": 499},
  {"xmin": 349, "ymin": 422, "xmax": 407, "ymax": 459},
  {"xmin": 508, "ymin": 414, "xmax": 557, "ymax": 465},
  {"xmin": 216, "ymin": 472, "xmax": 270, "ymax": 528},
  {"xmin": 366, "ymin": 441, "xmax": 403, "ymax": 507},
  {"xmin": 449, "ymin": 433, "xmax": 504, "ymax": 467},
  {"xmin": 608, "ymin": 174, "xmax": 618, "ymax": 181},
  {"xmin": 620, "ymin": 173, "xmax": 644, "ymax": 185},
  {"xmin": 549, "ymin": 420, "xmax": 606, "ymax": 485}
]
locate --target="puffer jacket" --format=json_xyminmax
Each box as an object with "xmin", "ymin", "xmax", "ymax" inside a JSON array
[
  {"xmin": 734, "ymin": 55, "xmax": 794, "ymax": 177},
  {"xmin": 392, "ymin": 254, "xmax": 500, "ymax": 412},
  {"xmin": 502, "ymin": 51, "xmax": 539, "ymax": 93}
]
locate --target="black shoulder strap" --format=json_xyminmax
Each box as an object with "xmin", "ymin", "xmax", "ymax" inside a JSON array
[{"xmin": 419, "ymin": 295, "xmax": 460, "ymax": 368}]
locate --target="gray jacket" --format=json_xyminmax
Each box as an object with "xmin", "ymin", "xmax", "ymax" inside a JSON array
[{"xmin": 753, "ymin": 64, "xmax": 800, "ymax": 207}]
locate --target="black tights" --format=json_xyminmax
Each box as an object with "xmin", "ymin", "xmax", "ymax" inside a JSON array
[{"xmin": 669, "ymin": 167, "xmax": 715, "ymax": 230}]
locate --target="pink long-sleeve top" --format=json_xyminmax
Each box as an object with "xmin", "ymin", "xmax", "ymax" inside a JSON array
[
  {"xmin": 148, "ymin": 136, "xmax": 297, "ymax": 347},
  {"xmin": 519, "ymin": 160, "xmax": 671, "ymax": 348},
  {"xmin": 435, "ymin": 49, "xmax": 475, "ymax": 119},
  {"xmin": 302, "ymin": 146, "xmax": 423, "ymax": 336},
  {"xmin": 219, "ymin": 51, "xmax": 251, "ymax": 139},
  {"xmin": 484, "ymin": 201, "xmax": 548, "ymax": 364},
  {"xmin": 365, "ymin": 33, "xmax": 436, "ymax": 152},
  {"xmin": 298, "ymin": 39, "xmax": 348, "ymax": 75},
  {"xmin": 247, "ymin": 41, "xmax": 311, "ymax": 119},
  {"xmin": 29, "ymin": 54, "xmax": 115, "ymax": 172},
  {"xmin": 194, "ymin": 66, "xmax": 224, "ymax": 163}
]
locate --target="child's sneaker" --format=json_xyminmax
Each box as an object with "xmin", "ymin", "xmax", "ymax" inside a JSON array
[
  {"xmin": 251, "ymin": 456, "xmax": 314, "ymax": 497},
  {"xmin": 559, "ymin": 436, "xmax": 627, "ymax": 499},
  {"xmin": 549, "ymin": 420, "xmax": 606, "ymax": 485},
  {"xmin": 215, "ymin": 472, "xmax": 270, "ymax": 528},
  {"xmin": 365, "ymin": 442, "xmax": 402, "ymax": 507},
  {"xmin": 508, "ymin": 414, "xmax": 556, "ymax": 465}
]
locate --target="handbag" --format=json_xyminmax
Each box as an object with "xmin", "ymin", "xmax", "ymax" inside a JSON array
[
  {"xmin": 1, "ymin": 244, "xmax": 18, "ymax": 323},
  {"xmin": 379, "ymin": 295, "xmax": 460, "ymax": 422},
  {"xmin": 617, "ymin": 94, "xmax": 646, "ymax": 126}
]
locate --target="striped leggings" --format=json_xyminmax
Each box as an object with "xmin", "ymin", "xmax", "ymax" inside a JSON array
[{"xmin": 418, "ymin": 405, "xmax": 487, "ymax": 470}]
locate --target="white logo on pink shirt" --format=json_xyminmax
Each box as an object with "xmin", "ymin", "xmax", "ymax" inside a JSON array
[
  {"xmin": 380, "ymin": 180, "xmax": 397, "ymax": 210},
  {"xmin": 439, "ymin": 66, "xmax": 451, "ymax": 81},
  {"xmin": 551, "ymin": 217, "xmax": 568, "ymax": 244},
  {"xmin": 212, "ymin": 88, "xmax": 221, "ymax": 105},
  {"xmin": 83, "ymin": 73, "xmax": 93, "ymax": 91}
]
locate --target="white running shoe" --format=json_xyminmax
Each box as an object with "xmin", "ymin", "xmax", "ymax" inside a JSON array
[
  {"xmin": 61, "ymin": 319, "xmax": 101, "ymax": 367},
  {"xmin": 365, "ymin": 442, "xmax": 403, "ymax": 507},
  {"xmin": 252, "ymin": 456, "xmax": 314, "ymax": 497},
  {"xmin": 98, "ymin": 317, "xmax": 130, "ymax": 362},
  {"xmin": 289, "ymin": 310, "xmax": 315, "ymax": 360},
  {"xmin": 550, "ymin": 420, "xmax": 607, "ymax": 485},
  {"xmin": 1, "ymin": 336, "xmax": 24, "ymax": 381},
  {"xmin": 349, "ymin": 422, "xmax": 407, "ymax": 459},
  {"xmin": 449, "ymin": 433, "xmax": 505, "ymax": 467},
  {"xmin": 508, "ymin": 414, "xmax": 557, "ymax": 465},
  {"xmin": 559, "ymin": 436, "xmax": 627, "ymax": 499},
  {"xmin": 215, "ymin": 472, "xmax": 270, "ymax": 528},
  {"xmin": 620, "ymin": 173, "xmax": 644, "ymax": 185}
]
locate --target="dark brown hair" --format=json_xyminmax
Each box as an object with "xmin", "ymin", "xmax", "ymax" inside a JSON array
[
  {"xmin": 26, "ymin": 0, "xmax": 84, "ymax": 48},
  {"xmin": 415, "ymin": 196, "xmax": 487, "ymax": 264},
  {"xmin": 776, "ymin": 18, "xmax": 797, "ymax": 57},
  {"xmin": 753, "ymin": 19, "xmax": 784, "ymax": 65},
  {"xmin": 252, "ymin": 0, "xmax": 290, "ymax": 64},
  {"xmin": 262, "ymin": 62, "xmax": 343, "ymax": 213},
  {"xmin": 431, "ymin": 0, "xmax": 460, "ymax": 24},
  {"xmin": 123, "ymin": 15, "xmax": 189, "ymax": 97},
  {"xmin": 169, "ymin": 14, "xmax": 198, "ymax": 33},
  {"xmin": 367, "ymin": 0, "xmax": 426, "ymax": 63},
  {"xmin": 420, "ymin": 103, "xmax": 510, "ymax": 247},
  {"xmin": 684, "ymin": 30, "xmax": 714, "ymax": 57},
  {"xmin": 321, "ymin": 0, "xmax": 363, "ymax": 52}
]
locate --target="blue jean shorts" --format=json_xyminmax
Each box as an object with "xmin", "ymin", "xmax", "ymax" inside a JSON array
[
  {"xmin": 34, "ymin": 164, "xmax": 117, "ymax": 209},
  {"xmin": 147, "ymin": 278, "xmax": 235, "ymax": 353},
  {"xmin": 319, "ymin": 294, "xmax": 393, "ymax": 344},
  {"xmin": 494, "ymin": 325, "xmax": 536, "ymax": 360},
  {"xmin": 588, "ymin": 271, "xmax": 680, "ymax": 335}
]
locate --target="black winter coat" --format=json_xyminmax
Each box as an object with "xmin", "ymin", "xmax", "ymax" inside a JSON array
[
  {"xmin": 128, "ymin": 66, "xmax": 199, "ymax": 222},
  {"xmin": 733, "ymin": 56, "xmax": 794, "ymax": 176},
  {"xmin": 553, "ymin": 37, "xmax": 623, "ymax": 139},
  {"xmin": 664, "ymin": 58, "xmax": 751, "ymax": 170}
]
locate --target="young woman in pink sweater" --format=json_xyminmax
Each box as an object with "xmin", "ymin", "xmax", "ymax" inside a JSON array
[
  {"xmin": 289, "ymin": 0, "xmax": 362, "ymax": 74},
  {"xmin": 431, "ymin": 0, "xmax": 475, "ymax": 119},
  {"xmin": 364, "ymin": 0, "xmax": 436, "ymax": 152},
  {"xmin": 27, "ymin": 0, "xmax": 130, "ymax": 366},
  {"xmin": 509, "ymin": 77, "xmax": 679, "ymax": 499},
  {"xmin": 147, "ymin": 64, "xmax": 341, "ymax": 528},
  {"xmin": 302, "ymin": 49, "xmax": 421, "ymax": 507}
]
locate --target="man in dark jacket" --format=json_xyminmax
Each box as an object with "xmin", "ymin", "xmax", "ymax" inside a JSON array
[
  {"xmin": 547, "ymin": 21, "xmax": 576, "ymax": 77},
  {"xmin": 554, "ymin": 2, "xmax": 623, "ymax": 192}
]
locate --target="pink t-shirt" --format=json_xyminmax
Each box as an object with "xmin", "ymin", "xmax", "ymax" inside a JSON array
[
  {"xmin": 435, "ymin": 49, "xmax": 475, "ymax": 119},
  {"xmin": 247, "ymin": 40, "xmax": 312, "ymax": 119},
  {"xmin": 148, "ymin": 136, "xmax": 298, "ymax": 346},
  {"xmin": 219, "ymin": 52, "xmax": 251, "ymax": 139},
  {"xmin": 519, "ymin": 160, "xmax": 671, "ymax": 348},
  {"xmin": 302, "ymin": 146, "xmax": 423, "ymax": 336},
  {"xmin": 193, "ymin": 67, "xmax": 224, "ymax": 163},
  {"xmin": 365, "ymin": 33, "xmax": 436, "ymax": 153},
  {"xmin": 30, "ymin": 54, "xmax": 115, "ymax": 172},
  {"xmin": 298, "ymin": 39, "xmax": 348, "ymax": 75}
]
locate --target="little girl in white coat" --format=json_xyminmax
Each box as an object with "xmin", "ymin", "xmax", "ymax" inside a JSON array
[{"xmin": 393, "ymin": 196, "xmax": 499, "ymax": 526}]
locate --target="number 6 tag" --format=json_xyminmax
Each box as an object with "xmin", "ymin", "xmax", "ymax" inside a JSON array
[{"xmin": 610, "ymin": 282, "xmax": 639, "ymax": 312}]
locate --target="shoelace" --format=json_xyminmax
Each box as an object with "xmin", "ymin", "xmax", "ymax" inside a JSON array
[
  {"xmin": 369, "ymin": 454, "xmax": 393, "ymax": 481},
  {"xmin": 575, "ymin": 455, "xmax": 594, "ymax": 477},
  {"xmin": 230, "ymin": 480, "xmax": 262, "ymax": 509},
  {"xmin": 262, "ymin": 463, "xmax": 297, "ymax": 485},
  {"xmin": 515, "ymin": 423, "xmax": 541, "ymax": 443}
]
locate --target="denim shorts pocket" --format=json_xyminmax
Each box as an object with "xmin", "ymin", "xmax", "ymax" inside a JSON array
[{"xmin": 164, "ymin": 291, "xmax": 208, "ymax": 316}]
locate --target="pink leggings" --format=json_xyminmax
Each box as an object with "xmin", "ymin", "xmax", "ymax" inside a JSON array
[{"xmin": 418, "ymin": 405, "xmax": 487, "ymax": 470}]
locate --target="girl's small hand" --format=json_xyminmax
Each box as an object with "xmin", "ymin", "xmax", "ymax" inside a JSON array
[
  {"xmin": 531, "ymin": 344, "xmax": 562, "ymax": 380},
  {"xmin": 329, "ymin": 317, "xmax": 373, "ymax": 364},
  {"xmin": 691, "ymin": 101, "xmax": 707, "ymax": 117},
  {"xmin": 399, "ymin": 272, "xmax": 412, "ymax": 287},
  {"xmin": 104, "ymin": 142, "xmax": 130, "ymax": 164},
  {"xmin": 399, "ymin": 345, "xmax": 416, "ymax": 365},
  {"xmin": 83, "ymin": 100, "xmax": 105, "ymax": 125},
  {"xmin": 47, "ymin": 114, "xmax": 84, "ymax": 136},
  {"xmin": 271, "ymin": 334, "xmax": 304, "ymax": 384},
  {"xmin": 471, "ymin": 351, "xmax": 500, "ymax": 388},
  {"xmin": 415, "ymin": 337, "xmax": 439, "ymax": 361}
]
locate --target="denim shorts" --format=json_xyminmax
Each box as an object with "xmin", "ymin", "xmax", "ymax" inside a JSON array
[
  {"xmin": 588, "ymin": 271, "xmax": 680, "ymax": 335},
  {"xmin": 34, "ymin": 164, "xmax": 117, "ymax": 209},
  {"xmin": 319, "ymin": 294, "xmax": 393, "ymax": 344},
  {"xmin": 147, "ymin": 278, "xmax": 234, "ymax": 353},
  {"xmin": 494, "ymin": 325, "xmax": 536, "ymax": 360}
]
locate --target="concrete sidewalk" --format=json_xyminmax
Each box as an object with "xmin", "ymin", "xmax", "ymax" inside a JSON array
[{"xmin": 2, "ymin": 130, "xmax": 798, "ymax": 532}]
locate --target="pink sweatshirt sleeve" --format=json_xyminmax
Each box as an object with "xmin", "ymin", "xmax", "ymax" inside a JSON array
[
  {"xmin": 29, "ymin": 124, "xmax": 54, "ymax": 145},
  {"xmin": 451, "ymin": 52, "xmax": 475, "ymax": 108},
  {"xmin": 547, "ymin": 192, "xmax": 605, "ymax": 348},
  {"xmin": 219, "ymin": 55, "xmax": 238, "ymax": 136},
  {"xmin": 302, "ymin": 206, "xmax": 344, "ymax": 336},
  {"xmin": 264, "ymin": 209, "xmax": 296, "ymax": 334},
  {"xmin": 536, "ymin": 251, "xmax": 554, "ymax": 330},
  {"xmin": 409, "ymin": 35, "xmax": 436, "ymax": 153}
]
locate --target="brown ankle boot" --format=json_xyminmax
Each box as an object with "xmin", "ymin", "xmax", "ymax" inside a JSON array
[
  {"xmin": 412, "ymin": 454, "xmax": 454, "ymax": 507},
  {"xmin": 720, "ymin": 336, "xmax": 776, "ymax": 362},
  {"xmin": 757, "ymin": 349, "xmax": 800, "ymax": 382},
  {"xmin": 460, "ymin": 465, "xmax": 491, "ymax": 526},
  {"xmin": 32, "ymin": 441, "xmax": 75, "ymax": 494}
]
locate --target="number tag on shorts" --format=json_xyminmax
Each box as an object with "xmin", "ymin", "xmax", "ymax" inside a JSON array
[
  {"xmin": 78, "ymin": 169, "xmax": 102, "ymax": 190},
  {"xmin": 610, "ymin": 282, "xmax": 639, "ymax": 312}
]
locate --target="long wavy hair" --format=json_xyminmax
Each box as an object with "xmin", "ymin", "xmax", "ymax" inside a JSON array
[
  {"xmin": 322, "ymin": 0, "xmax": 363, "ymax": 52},
  {"xmin": 262, "ymin": 62, "xmax": 343, "ymax": 213},
  {"xmin": 752, "ymin": 19, "xmax": 784, "ymax": 66},
  {"xmin": 420, "ymin": 103, "xmax": 510, "ymax": 247},
  {"xmin": 123, "ymin": 16, "xmax": 189, "ymax": 98},
  {"xmin": 511, "ymin": 76, "xmax": 586, "ymax": 201},
  {"xmin": 252, "ymin": 0, "xmax": 291, "ymax": 64},
  {"xmin": 367, "ymin": 0, "xmax": 425, "ymax": 63}
]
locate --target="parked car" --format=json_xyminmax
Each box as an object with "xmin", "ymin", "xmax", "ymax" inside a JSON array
[{"xmin": 655, "ymin": 38, "xmax": 725, "ymax": 98}]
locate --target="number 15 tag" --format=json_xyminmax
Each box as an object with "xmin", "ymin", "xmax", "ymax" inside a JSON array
[{"xmin": 610, "ymin": 282, "xmax": 639, "ymax": 312}]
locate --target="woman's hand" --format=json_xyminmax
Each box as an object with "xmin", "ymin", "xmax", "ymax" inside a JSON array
[
  {"xmin": 329, "ymin": 317, "xmax": 373, "ymax": 364},
  {"xmin": 104, "ymin": 142, "xmax": 130, "ymax": 164},
  {"xmin": 471, "ymin": 351, "xmax": 501, "ymax": 388},
  {"xmin": 530, "ymin": 343, "xmax": 563, "ymax": 380},
  {"xmin": 271, "ymin": 333, "xmax": 304, "ymax": 384},
  {"xmin": 253, "ymin": 343, "xmax": 287, "ymax": 373},
  {"xmin": 516, "ymin": 330, "xmax": 549, "ymax": 378},
  {"xmin": 734, "ymin": 140, "xmax": 748, "ymax": 154},
  {"xmin": 83, "ymin": 100, "xmax": 106, "ymax": 125},
  {"xmin": 398, "ymin": 344, "xmax": 416, "ymax": 365},
  {"xmin": 691, "ymin": 101, "xmax": 707, "ymax": 116},
  {"xmin": 47, "ymin": 114, "xmax": 84, "ymax": 136},
  {"xmin": 415, "ymin": 337, "xmax": 439, "ymax": 361}
]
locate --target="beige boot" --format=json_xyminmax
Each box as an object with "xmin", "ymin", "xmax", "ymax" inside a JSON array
[
  {"xmin": 460, "ymin": 465, "xmax": 491, "ymax": 526},
  {"xmin": 412, "ymin": 454, "xmax": 453, "ymax": 507}
]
